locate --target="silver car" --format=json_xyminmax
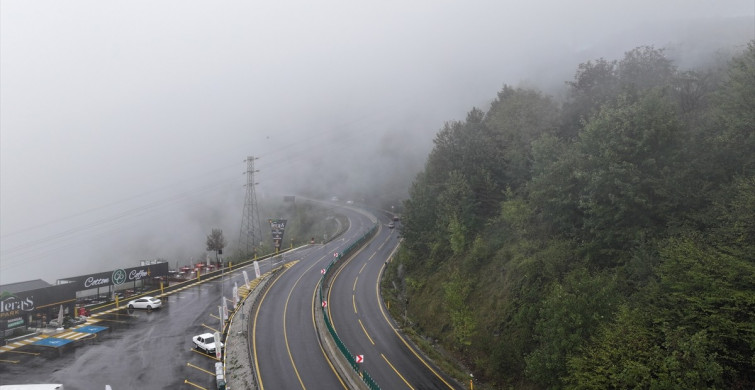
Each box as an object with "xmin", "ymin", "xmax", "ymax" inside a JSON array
[{"xmin": 127, "ymin": 296, "xmax": 162, "ymax": 310}]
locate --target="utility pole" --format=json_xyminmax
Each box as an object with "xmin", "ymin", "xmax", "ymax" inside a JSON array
[{"xmin": 239, "ymin": 156, "xmax": 262, "ymax": 259}]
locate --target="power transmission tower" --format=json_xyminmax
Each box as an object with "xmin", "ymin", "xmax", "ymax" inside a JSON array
[{"xmin": 239, "ymin": 156, "xmax": 262, "ymax": 258}]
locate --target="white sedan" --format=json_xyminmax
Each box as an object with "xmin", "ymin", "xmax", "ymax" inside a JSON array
[
  {"xmin": 193, "ymin": 333, "xmax": 223, "ymax": 354},
  {"xmin": 127, "ymin": 296, "xmax": 162, "ymax": 310}
]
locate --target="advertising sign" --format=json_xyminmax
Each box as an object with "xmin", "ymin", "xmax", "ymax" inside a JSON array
[
  {"xmin": 0, "ymin": 284, "xmax": 77, "ymax": 330},
  {"xmin": 269, "ymin": 219, "xmax": 287, "ymax": 249},
  {"xmin": 60, "ymin": 262, "xmax": 169, "ymax": 290}
]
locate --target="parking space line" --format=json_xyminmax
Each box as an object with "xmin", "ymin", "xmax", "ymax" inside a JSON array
[
  {"xmin": 183, "ymin": 379, "xmax": 207, "ymax": 389},
  {"xmin": 187, "ymin": 362, "xmax": 215, "ymax": 376},
  {"xmin": 190, "ymin": 349, "xmax": 221, "ymax": 361},
  {"xmin": 200, "ymin": 324, "xmax": 219, "ymax": 333}
]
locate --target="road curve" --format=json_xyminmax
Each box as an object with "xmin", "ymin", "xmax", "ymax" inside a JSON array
[
  {"xmin": 252, "ymin": 205, "xmax": 375, "ymax": 389},
  {"xmin": 327, "ymin": 211, "xmax": 461, "ymax": 389}
]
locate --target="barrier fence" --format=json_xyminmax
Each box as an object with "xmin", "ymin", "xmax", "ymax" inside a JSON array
[{"xmin": 318, "ymin": 225, "xmax": 380, "ymax": 390}]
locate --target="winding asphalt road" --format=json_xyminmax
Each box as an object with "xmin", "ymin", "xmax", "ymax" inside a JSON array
[
  {"xmin": 326, "ymin": 211, "xmax": 460, "ymax": 389},
  {"xmin": 251, "ymin": 204, "xmax": 375, "ymax": 389},
  {"xmin": 0, "ymin": 203, "xmax": 459, "ymax": 390}
]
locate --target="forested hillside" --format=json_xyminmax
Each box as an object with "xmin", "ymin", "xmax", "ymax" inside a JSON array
[{"xmin": 382, "ymin": 42, "xmax": 755, "ymax": 389}]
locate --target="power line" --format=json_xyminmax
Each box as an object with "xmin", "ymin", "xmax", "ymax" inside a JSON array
[{"xmin": 1, "ymin": 176, "xmax": 237, "ymax": 258}]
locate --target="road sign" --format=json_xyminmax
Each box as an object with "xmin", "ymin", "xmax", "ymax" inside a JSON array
[
  {"xmin": 320, "ymin": 268, "xmax": 326, "ymax": 274},
  {"xmin": 355, "ymin": 354, "xmax": 364, "ymax": 363},
  {"xmin": 334, "ymin": 252, "xmax": 338, "ymax": 257},
  {"xmin": 322, "ymin": 300, "xmax": 327, "ymax": 308}
]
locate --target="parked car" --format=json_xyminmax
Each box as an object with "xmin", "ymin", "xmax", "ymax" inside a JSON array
[
  {"xmin": 127, "ymin": 296, "xmax": 162, "ymax": 310},
  {"xmin": 388, "ymin": 222, "xmax": 395, "ymax": 229},
  {"xmin": 193, "ymin": 333, "xmax": 223, "ymax": 354}
]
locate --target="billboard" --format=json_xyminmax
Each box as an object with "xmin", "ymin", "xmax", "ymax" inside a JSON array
[
  {"xmin": 0, "ymin": 283, "xmax": 77, "ymax": 330},
  {"xmin": 269, "ymin": 219, "xmax": 287, "ymax": 249},
  {"xmin": 59, "ymin": 262, "xmax": 169, "ymax": 290}
]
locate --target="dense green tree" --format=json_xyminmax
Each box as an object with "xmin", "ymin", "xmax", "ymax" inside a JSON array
[
  {"xmin": 712, "ymin": 41, "xmax": 755, "ymax": 177},
  {"xmin": 385, "ymin": 41, "xmax": 755, "ymax": 390},
  {"xmin": 400, "ymin": 171, "xmax": 440, "ymax": 262},
  {"xmin": 575, "ymin": 89, "xmax": 682, "ymax": 262},
  {"xmin": 565, "ymin": 305, "xmax": 724, "ymax": 389},
  {"xmin": 617, "ymin": 46, "xmax": 676, "ymax": 91},
  {"xmin": 206, "ymin": 228, "xmax": 226, "ymax": 263},
  {"xmin": 485, "ymin": 85, "xmax": 560, "ymax": 192},
  {"xmin": 525, "ymin": 268, "xmax": 619, "ymax": 388},
  {"xmin": 437, "ymin": 170, "xmax": 476, "ymax": 254},
  {"xmin": 561, "ymin": 58, "xmax": 619, "ymax": 139}
]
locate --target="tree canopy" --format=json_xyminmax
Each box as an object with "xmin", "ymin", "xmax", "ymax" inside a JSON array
[{"xmin": 383, "ymin": 42, "xmax": 755, "ymax": 389}]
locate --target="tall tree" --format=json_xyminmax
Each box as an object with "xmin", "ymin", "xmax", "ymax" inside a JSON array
[
  {"xmin": 484, "ymin": 85, "xmax": 560, "ymax": 193},
  {"xmin": 206, "ymin": 229, "xmax": 227, "ymax": 264},
  {"xmin": 576, "ymin": 89, "xmax": 682, "ymax": 262}
]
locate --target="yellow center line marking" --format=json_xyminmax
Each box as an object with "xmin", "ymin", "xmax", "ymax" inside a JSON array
[
  {"xmin": 283, "ymin": 259, "xmax": 323, "ymax": 389},
  {"xmin": 359, "ymin": 319, "xmax": 375, "ymax": 345},
  {"xmin": 251, "ymin": 259, "xmax": 299, "ymax": 390},
  {"xmin": 0, "ymin": 358, "xmax": 20, "ymax": 364},
  {"xmin": 353, "ymin": 294, "xmax": 357, "ymax": 314},
  {"xmin": 283, "ymin": 284, "xmax": 307, "ymax": 390},
  {"xmin": 359, "ymin": 261, "xmax": 368, "ymax": 274},
  {"xmin": 353, "ymin": 276, "xmax": 359, "ymax": 292},
  {"xmin": 210, "ymin": 314, "xmax": 221, "ymax": 320},
  {"xmin": 326, "ymin": 233, "xmax": 376, "ymax": 334},
  {"xmin": 381, "ymin": 353, "xmax": 414, "ymax": 389}
]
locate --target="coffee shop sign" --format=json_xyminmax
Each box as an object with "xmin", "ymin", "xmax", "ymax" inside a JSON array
[
  {"xmin": 83, "ymin": 268, "xmax": 151, "ymax": 288},
  {"xmin": 129, "ymin": 269, "xmax": 149, "ymax": 281}
]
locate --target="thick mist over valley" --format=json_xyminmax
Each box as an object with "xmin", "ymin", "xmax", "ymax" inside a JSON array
[{"xmin": 1, "ymin": 1, "xmax": 752, "ymax": 285}]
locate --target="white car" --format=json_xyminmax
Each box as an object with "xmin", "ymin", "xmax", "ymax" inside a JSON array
[
  {"xmin": 127, "ymin": 296, "xmax": 162, "ymax": 310},
  {"xmin": 193, "ymin": 333, "xmax": 223, "ymax": 354}
]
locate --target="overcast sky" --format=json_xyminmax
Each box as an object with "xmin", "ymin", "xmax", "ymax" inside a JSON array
[{"xmin": 1, "ymin": 1, "xmax": 752, "ymax": 285}]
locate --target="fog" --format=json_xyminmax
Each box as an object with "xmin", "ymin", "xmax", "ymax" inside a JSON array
[{"xmin": 1, "ymin": 0, "xmax": 752, "ymax": 285}]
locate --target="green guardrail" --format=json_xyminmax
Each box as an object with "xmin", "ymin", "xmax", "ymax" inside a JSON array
[{"xmin": 318, "ymin": 225, "xmax": 380, "ymax": 390}]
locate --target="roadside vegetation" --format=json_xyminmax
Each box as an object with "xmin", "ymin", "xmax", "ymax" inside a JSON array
[{"xmin": 382, "ymin": 42, "xmax": 755, "ymax": 389}]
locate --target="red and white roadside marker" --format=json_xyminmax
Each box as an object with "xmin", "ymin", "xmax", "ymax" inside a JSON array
[
  {"xmin": 320, "ymin": 268, "xmax": 326, "ymax": 275},
  {"xmin": 355, "ymin": 354, "xmax": 364, "ymax": 364},
  {"xmin": 322, "ymin": 300, "xmax": 327, "ymax": 308}
]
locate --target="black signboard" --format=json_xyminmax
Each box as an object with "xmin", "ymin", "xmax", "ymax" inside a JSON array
[
  {"xmin": 59, "ymin": 262, "xmax": 169, "ymax": 290},
  {"xmin": 0, "ymin": 283, "xmax": 77, "ymax": 330},
  {"xmin": 269, "ymin": 219, "xmax": 287, "ymax": 249}
]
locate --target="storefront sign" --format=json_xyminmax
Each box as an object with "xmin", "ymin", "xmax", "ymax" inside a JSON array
[
  {"xmin": 61, "ymin": 262, "xmax": 169, "ymax": 290},
  {"xmin": 0, "ymin": 293, "xmax": 34, "ymax": 320}
]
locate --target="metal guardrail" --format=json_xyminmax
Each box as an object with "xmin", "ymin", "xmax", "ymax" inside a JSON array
[{"xmin": 318, "ymin": 225, "xmax": 381, "ymax": 390}]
